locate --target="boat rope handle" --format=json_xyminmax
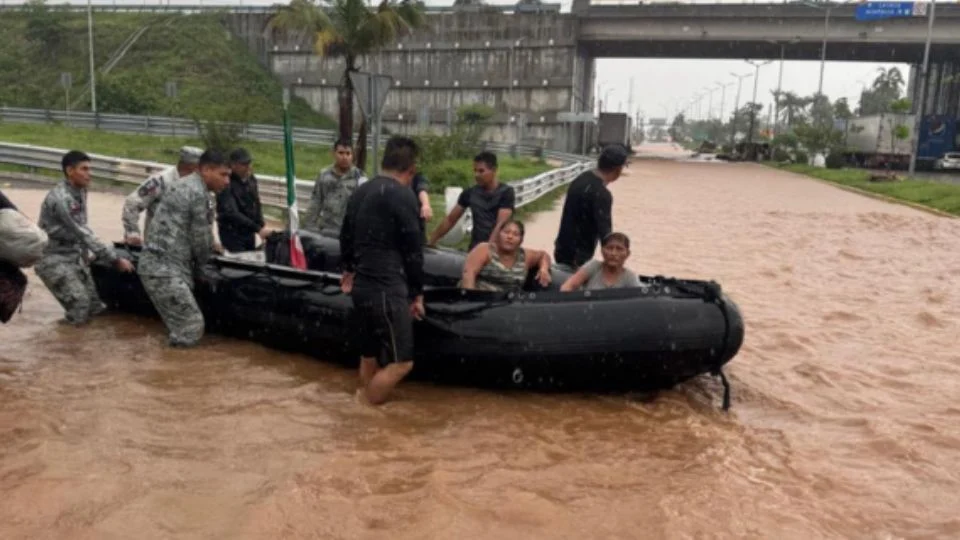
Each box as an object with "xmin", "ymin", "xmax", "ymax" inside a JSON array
[{"xmin": 711, "ymin": 289, "xmax": 733, "ymax": 412}]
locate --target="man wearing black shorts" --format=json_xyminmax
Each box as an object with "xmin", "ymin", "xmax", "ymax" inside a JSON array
[
  {"xmin": 553, "ymin": 145, "xmax": 627, "ymax": 270},
  {"xmin": 339, "ymin": 136, "xmax": 425, "ymax": 405}
]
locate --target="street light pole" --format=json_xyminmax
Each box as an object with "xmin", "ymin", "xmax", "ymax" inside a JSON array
[
  {"xmin": 775, "ymin": 43, "xmax": 785, "ymax": 135},
  {"xmin": 818, "ymin": 5, "xmax": 831, "ymax": 96},
  {"xmin": 745, "ymin": 60, "xmax": 771, "ymax": 144},
  {"xmin": 729, "ymin": 72, "xmax": 751, "ymax": 145},
  {"xmin": 717, "ymin": 82, "xmax": 732, "ymax": 126},
  {"xmin": 87, "ymin": 0, "xmax": 97, "ymax": 113},
  {"xmin": 909, "ymin": 0, "xmax": 936, "ymax": 177}
]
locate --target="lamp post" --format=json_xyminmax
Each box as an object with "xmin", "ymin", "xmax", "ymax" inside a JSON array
[
  {"xmin": 802, "ymin": 1, "xmax": 835, "ymax": 97},
  {"xmin": 729, "ymin": 71, "xmax": 753, "ymax": 145},
  {"xmin": 87, "ymin": 0, "xmax": 97, "ymax": 113},
  {"xmin": 909, "ymin": 0, "xmax": 936, "ymax": 176},
  {"xmin": 716, "ymin": 81, "xmax": 733, "ymax": 141},
  {"xmin": 745, "ymin": 60, "xmax": 772, "ymax": 143}
]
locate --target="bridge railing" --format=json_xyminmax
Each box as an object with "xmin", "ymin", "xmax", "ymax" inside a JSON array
[
  {"xmin": 0, "ymin": 141, "xmax": 589, "ymax": 216},
  {"xmin": 0, "ymin": 106, "xmax": 586, "ymax": 165}
]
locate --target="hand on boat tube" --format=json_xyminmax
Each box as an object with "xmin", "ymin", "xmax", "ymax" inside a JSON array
[
  {"xmin": 257, "ymin": 226, "xmax": 275, "ymax": 240},
  {"xmin": 340, "ymin": 272, "xmax": 354, "ymax": 294},
  {"xmin": 410, "ymin": 295, "xmax": 425, "ymax": 321},
  {"xmin": 536, "ymin": 266, "xmax": 552, "ymax": 287},
  {"xmin": 212, "ymin": 242, "xmax": 225, "ymax": 255},
  {"xmin": 114, "ymin": 258, "xmax": 134, "ymax": 273}
]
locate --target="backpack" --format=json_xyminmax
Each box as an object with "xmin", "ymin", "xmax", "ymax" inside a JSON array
[{"xmin": 0, "ymin": 208, "xmax": 49, "ymax": 268}]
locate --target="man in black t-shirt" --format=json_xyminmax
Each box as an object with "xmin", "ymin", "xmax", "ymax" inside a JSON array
[
  {"xmin": 339, "ymin": 136, "xmax": 425, "ymax": 406},
  {"xmin": 411, "ymin": 172, "xmax": 432, "ymax": 239},
  {"xmin": 553, "ymin": 145, "xmax": 627, "ymax": 270},
  {"xmin": 428, "ymin": 151, "xmax": 515, "ymax": 250}
]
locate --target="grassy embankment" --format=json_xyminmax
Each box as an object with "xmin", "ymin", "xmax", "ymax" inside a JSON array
[
  {"xmin": 0, "ymin": 11, "xmax": 332, "ymax": 128},
  {"xmin": 0, "ymin": 123, "xmax": 557, "ymax": 241},
  {"xmin": 772, "ymin": 163, "xmax": 960, "ymax": 218}
]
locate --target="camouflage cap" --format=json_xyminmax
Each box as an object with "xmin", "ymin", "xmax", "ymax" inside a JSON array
[{"xmin": 178, "ymin": 146, "xmax": 204, "ymax": 165}]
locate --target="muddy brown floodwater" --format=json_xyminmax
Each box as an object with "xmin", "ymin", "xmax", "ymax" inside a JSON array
[{"xmin": 2, "ymin": 148, "xmax": 959, "ymax": 539}]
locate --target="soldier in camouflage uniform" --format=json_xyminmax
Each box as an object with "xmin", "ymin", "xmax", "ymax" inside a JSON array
[
  {"xmin": 303, "ymin": 138, "xmax": 367, "ymax": 235},
  {"xmin": 137, "ymin": 149, "xmax": 230, "ymax": 347},
  {"xmin": 121, "ymin": 146, "xmax": 203, "ymax": 245},
  {"xmin": 35, "ymin": 150, "xmax": 135, "ymax": 324}
]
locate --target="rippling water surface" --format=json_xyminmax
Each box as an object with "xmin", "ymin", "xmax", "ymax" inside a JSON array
[{"xmin": 2, "ymin": 147, "xmax": 959, "ymax": 539}]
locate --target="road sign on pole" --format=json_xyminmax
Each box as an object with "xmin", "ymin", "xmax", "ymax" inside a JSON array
[
  {"xmin": 349, "ymin": 71, "xmax": 393, "ymax": 175},
  {"xmin": 855, "ymin": 2, "xmax": 927, "ymax": 22}
]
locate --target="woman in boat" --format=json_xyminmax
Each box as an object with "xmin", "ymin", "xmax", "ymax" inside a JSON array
[
  {"xmin": 461, "ymin": 219, "xmax": 552, "ymax": 291},
  {"xmin": 560, "ymin": 232, "xmax": 641, "ymax": 291}
]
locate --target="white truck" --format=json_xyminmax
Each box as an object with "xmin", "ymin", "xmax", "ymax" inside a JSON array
[{"xmin": 842, "ymin": 113, "xmax": 915, "ymax": 169}]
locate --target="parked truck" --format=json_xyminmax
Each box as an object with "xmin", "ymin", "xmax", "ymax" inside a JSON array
[
  {"xmin": 841, "ymin": 113, "xmax": 914, "ymax": 169},
  {"xmin": 841, "ymin": 113, "xmax": 960, "ymax": 170},
  {"xmin": 918, "ymin": 115, "xmax": 960, "ymax": 169},
  {"xmin": 596, "ymin": 112, "xmax": 632, "ymax": 151}
]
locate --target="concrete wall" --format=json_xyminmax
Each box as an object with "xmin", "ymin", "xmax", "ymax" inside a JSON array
[
  {"xmin": 226, "ymin": 9, "xmax": 588, "ymax": 151},
  {"xmin": 908, "ymin": 61, "xmax": 960, "ymax": 117}
]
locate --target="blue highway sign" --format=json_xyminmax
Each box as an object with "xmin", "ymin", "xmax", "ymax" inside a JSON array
[{"xmin": 854, "ymin": 2, "xmax": 928, "ymax": 22}]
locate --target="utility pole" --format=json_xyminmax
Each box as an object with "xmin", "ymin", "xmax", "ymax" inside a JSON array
[
  {"xmin": 627, "ymin": 77, "xmax": 635, "ymax": 121},
  {"xmin": 717, "ymin": 82, "xmax": 733, "ymax": 127},
  {"xmin": 818, "ymin": 5, "xmax": 831, "ymax": 96},
  {"xmin": 729, "ymin": 72, "xmax": 752, "ymax": 146},
  {"xmin": 775, "ymin": 43, "xmax": 785, "ymax": 136},
  {"xmin": 909, "ymin": 0, "xmax": 936, "ymax": 176},
  {"xmin": 745, "ymin": 60, "xmax": 771, "ymax": 144},
  {"xmin": 87, "ymin": 0, "xmax": 97, "ymax": 113}
]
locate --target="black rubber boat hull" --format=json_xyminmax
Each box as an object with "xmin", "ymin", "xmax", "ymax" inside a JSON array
[{"xmin": 91, "ymin": 233, "xmax": 745, "ymax": 393}]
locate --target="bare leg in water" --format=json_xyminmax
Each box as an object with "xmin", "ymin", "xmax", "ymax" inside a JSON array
[
  {"xmin": 359, "ymin": 360, "xmax": 414, "ymax": 405},
  {"xmin": 360, "ymin": 357, "xmax": 378, "ymax": 387}
]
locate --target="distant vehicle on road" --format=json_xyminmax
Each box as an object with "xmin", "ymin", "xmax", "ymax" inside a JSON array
[{"xmin": 934, "ymin": 152, "xmax": 960, "ymax": 171}]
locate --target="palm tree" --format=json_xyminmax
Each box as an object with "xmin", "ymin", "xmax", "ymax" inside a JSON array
[{"xmin": 268, "ymin": 0, "xmax": 426, "ymax": 170}]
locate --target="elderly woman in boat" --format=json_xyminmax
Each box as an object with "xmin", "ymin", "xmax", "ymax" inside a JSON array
[
  {"xmin": 560, "ymin": 232, "xmax": 641, "ymax": 291},
  {"xmin": 461, "ymin": 219, "xmax": 552, "ymax": 291}
]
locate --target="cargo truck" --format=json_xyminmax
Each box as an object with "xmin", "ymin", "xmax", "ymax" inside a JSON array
[
  {"xmin": 841, "ymin": 113, "xmax": 914, "ymax": 169},
  {"xmin": 841, "ymin": 114, "xmax": 960, "ymax": 170},
  {"xmin": 597, "ymin": 112, "xmax": 632, "ymax": 151}
]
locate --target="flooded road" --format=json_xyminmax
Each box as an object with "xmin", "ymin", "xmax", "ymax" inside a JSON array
[{"xmin": 2, "ymin": 150, "xmax": 960, "ymax": 538}]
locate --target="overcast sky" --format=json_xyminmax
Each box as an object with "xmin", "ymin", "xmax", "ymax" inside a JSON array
[{"xmin": 19, "ymin": 0, "xmax": 911, "ymax": 120}]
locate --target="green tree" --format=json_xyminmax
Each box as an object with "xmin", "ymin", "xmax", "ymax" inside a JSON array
[
  {"xmin": 669, "ymin": 113, "xmax": 687, "ymax": 142},
  {"xmin": 857, "ymin": 67, "xmax": 905, "ymax": 115},
  {"xmin": 833, "ymin": 97, "xmax": 853, "ymax": 120},
  {"xmin": 268, "ymin": 0, "xmax": 426, "ymax": 171},
  {"xmin": 24, "ymin": 0, "xmax": 68, "ymax": 61}
]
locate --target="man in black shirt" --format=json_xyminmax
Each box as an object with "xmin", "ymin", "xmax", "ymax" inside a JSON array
[
  {"xmin": 427, "ymin": 151, "xmax": 515, "ymax": 250},
  {"xmin": 339, "ymin": 136, "xmax": 425, "ymax": 406},
  {"xmin": 216, "ymin": 148, "xmax": 271, "ymax": 252},
  {"xmin": 553, "ymin": 145, "xmax": 628, "ymax": 270}
]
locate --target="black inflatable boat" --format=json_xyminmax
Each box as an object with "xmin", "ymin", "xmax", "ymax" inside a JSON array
[{"xmin": 91, "ymin": 230, "xmax": 744, "ymax": 406}]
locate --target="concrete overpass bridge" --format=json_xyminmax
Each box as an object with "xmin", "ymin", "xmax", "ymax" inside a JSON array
[
  {"xmin": 575, "ymin": 1, "xmax": 960, "ymax": 63},
  {"xmin": 7, "ymin": 0, "xmax": 959, "ymax": 150}
]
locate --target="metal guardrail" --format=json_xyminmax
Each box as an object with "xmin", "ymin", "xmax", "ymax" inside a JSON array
[
  {"xmin": 0, "ymin": 107, "xmax": 586, "ymax": 165},
  {"xmin": 0, "ymin": 141, "xmax": 590, "ymax": 214}
]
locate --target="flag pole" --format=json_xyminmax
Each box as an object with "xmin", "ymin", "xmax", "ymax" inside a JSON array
[{"xmin": 282, "ymin": 88, "xmax": 307, "ymax": 269}]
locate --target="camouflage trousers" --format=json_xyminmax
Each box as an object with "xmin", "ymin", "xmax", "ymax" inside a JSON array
[
  {"xmin": 34, "ymin": 255, "xmax": 106, "ymax": 325},
  {"xmin": 139, "ymin": 273, "xmax": 204, "ymax": 347}
]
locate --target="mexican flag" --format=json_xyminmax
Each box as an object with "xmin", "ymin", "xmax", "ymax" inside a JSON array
[{"xmin": 282, "ymin": 90, "xmax": 307, "ymax": 270}]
